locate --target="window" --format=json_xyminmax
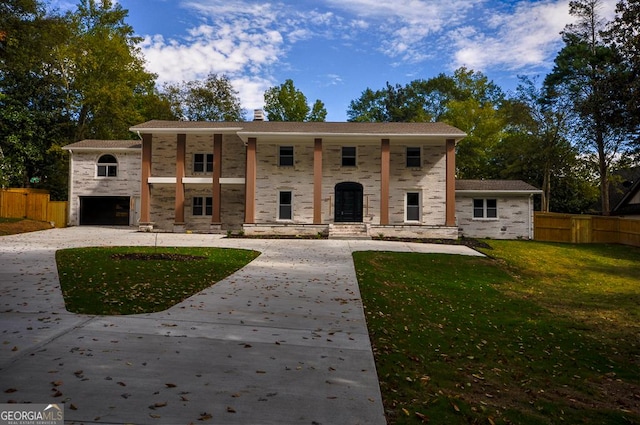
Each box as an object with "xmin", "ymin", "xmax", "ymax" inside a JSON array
[
  {"xmin": 193, "ymin": 197, "xmax": 213, "ymax": 216},
  {"xmin": 193, "ymin": 153, "xmax": 214, "ymax": 173},
  {"xmin": 342, "ymin": 146, "xmax": 356, "ymax": 167},
  {"xmin": 278, "ymin": 191, "xmax": 292, "ymax": 220},
  {"xmin": 406, "ymin": 192, "xmax": 420, "ymax": 221},
  {"xmin": 279, "ymin": 146, "xmax": 294, "ymax": 166},
  {"xmin": 97, "ymin": 154, "xmax": 117, "ymax": 177},
  {"xmin": 473, "ymin": 199, "xmax": 498, "ymax": 219},
  {"xmin": 406, "ymin": 147, "xmax": 421, "ymax": 168}
]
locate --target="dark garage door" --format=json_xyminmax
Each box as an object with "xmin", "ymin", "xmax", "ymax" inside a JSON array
[{"xmin": 80, "ymin": 196, "xmax": 130, "ymax": 225}]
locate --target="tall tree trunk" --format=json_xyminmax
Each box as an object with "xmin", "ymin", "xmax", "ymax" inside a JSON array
[
  {"xmin": 542, "ymin": 161, "xmax": 551, "ymax": 212},
  {"xmin": 597, "ymin": 130, "xmax": 610, "ymax": 215}
]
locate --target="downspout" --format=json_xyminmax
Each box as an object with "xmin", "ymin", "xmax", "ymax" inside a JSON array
[{"xmin": 529, "ymin": 194, "xmax": 533, "ymax": 240}]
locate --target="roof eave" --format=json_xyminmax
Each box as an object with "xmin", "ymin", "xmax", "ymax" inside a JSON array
[
  {"xmin": 236, "ymin": 131, "xmax": 466, "ymax": 142},
  {"xmin": 456, "ymin": 190, "xmax": 543, "ymax": 195},
  {"xmin": 129, "ymin": 127, "xmax": 244, "ymax": 135},
  {"xmin": 63, "ymin": 147, "xmax": 141, "ymax": 152}
]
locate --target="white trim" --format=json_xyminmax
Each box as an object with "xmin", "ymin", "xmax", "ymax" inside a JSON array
[
  {"xmin": 148, "ymin": 177, "xmax": 176, "ymax": 184},
  {"xmin": 62, "ymin": 147, "xmax": 140, "ymax": 152},
  {"xmin": 220, "ymin": 177, "xmax": 245, "ymax": 185},
  {"xmin": 183, "ymin": 177, "xmax": 213, "ymax": 184},
  {"xmin": 457, "ymin": 190, "xmax": 542, "ymax": 195},
  {"xmin": 129, "ymin": 127, "xmax": 243, "ymax": 134}
]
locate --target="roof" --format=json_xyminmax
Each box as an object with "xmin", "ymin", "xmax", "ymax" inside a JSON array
[
  {"xmin": 612, "ymin": 177, "xmax": 640, "ymax": 216},
  {"xmin": 62, "ymin": 140, "xmax": 141, "ymax": 150},
  {"xmin": 456, "ymin": 180, "xmax": 542, "ymax": 193},
  {"xmin": 129, "ymin": 120, "xmax": 467, "ymax": 141}
]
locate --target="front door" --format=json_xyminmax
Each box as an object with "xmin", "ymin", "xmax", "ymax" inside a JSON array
[{"xmin": 335, "ymin": 182, "xmax": 363, "ymax": 222}]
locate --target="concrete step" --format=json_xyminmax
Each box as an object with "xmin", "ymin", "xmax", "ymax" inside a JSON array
[{"xmin": 328, "ymin": 223, "xmax": 371, "ymax": 240}]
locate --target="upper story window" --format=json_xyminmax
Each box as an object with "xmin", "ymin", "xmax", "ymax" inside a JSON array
[
  {"xmin": 279, "ymin": 146, "xmax": 294, "ymax": 166},
  {"xmin": 194, "ymin": 153, "xmax": 214, "ymax": 173},
  {"xmin": 406, "ymin": 147, "xmax": 421, "ymax": 168},
  {"xmin": 342, "ymin": 146, "xmax": 356, "ymax": 167},
  {"xmin": 473, "ymin": 199, "xmax": 498, "ymax": 219},
  {"xmin": 97, "ymin": 154, "xmax": 118, "ymax": 177}
]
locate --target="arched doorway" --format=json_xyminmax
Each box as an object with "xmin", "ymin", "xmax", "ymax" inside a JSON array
[{"xmin": 335, "ymin": 182, "xmax": 363, "ymax": 222}]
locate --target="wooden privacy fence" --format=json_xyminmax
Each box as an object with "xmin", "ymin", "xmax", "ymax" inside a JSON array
[
  {"xmin": 534, "ymin": 212, "xmax": 640, "ymax": 247},
  {"xmin": 0, "ymin": 188, "xmax": 67, "ymax": 228}
]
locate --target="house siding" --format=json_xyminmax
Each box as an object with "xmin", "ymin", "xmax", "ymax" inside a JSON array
[
  {"xmin": 456, "ymin": 195, "xmax": 533, "ymax": 239},
  {"xmin": 68, "ymin": 150, "xmax": 141, "ymax": 226},
  {"xmin": 146, "ymin": 134, "xmax": 246, "ymax": 231}
]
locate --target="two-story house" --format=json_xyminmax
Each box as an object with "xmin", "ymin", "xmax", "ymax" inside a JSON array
[
  {"xmin": 63, "ymin": 114, "xmax": 541, "ymax": 239},
  {"xmin": 127, "ymin": 116, "xmax": 464, "ymax": 239}
]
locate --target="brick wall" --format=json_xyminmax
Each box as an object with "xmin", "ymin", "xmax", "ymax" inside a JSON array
[
  {"xmin": 456, "ymin": 195, "xmax": 533, "ymax": 239},
  {"xmin": 69, "ymin": 150, "xmax": 141, "ymax": 225}
]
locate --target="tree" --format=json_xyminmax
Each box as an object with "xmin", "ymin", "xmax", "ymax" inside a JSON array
[
  {"xmin": 545, "ymin": 0, "xmax": 631, "ymax": 214},
  {"xmin": 64, "ymin": 0, "xmax": 167, "ymax": 139},
  {"xmin": 263, "ymin": 79, "xmax": 327, "ymax": 121},
  {"xmin": 162, "ymin": 74, "xmax": 244, "ymax": 121},
  {"xmin": 346, "ymin": 68, "xmax": 506, "ymax": 178},
  {"xmin": 0, "ymin": 0, "xmax": 72, "ymax": 191},
  {"xmin": 604, "ymin": 0, "xmax": 640, "ymax": 144},
  {"xmin": 495, "ymin": 79, "xmax": 599, "ymax": 213},
  {"xmin": 441, "ymin": 68, "xmax": 506, "ymax": 179}
]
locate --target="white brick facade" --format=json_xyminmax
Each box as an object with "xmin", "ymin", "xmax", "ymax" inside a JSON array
[{"xmin": 65, "ymin": 142, "xmax": 141, "ymax": 226}]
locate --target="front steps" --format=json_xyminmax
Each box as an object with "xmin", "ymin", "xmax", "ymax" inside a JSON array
[{"xmin": 328, "ymin": 223, "xmax": 371, "ymax": 240}]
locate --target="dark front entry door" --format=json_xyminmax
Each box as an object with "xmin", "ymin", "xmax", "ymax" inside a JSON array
[{"xmin": 335, "ymin": 182, "xmax": 363, "ymax": 222}]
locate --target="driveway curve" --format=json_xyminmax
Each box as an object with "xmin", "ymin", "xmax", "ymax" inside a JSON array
[{"xmin": 0, "ymin": 227, "xmax": 482, "ymax": 425}]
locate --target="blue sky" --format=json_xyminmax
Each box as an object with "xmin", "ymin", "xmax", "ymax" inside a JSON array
[{"xmin": 52, "ymin": 0, "xmax": 617, "ymax": 121}]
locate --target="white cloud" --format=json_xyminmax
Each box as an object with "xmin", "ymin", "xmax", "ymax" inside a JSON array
[
  {"xmin": 323, "ymin": 0, "xmax": 485, "ymax": 63},
  {"xmin": 450, "ymin": 0, "xmax": 618, "ymax": 72},
  {"xmin": 140, "ymin": 2, "xmax": 286, "ymax": 85}
]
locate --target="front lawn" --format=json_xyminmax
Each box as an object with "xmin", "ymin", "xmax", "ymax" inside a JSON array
[
  {"xmin": 354, "ymin": 241, "xmax": 640, "ymax": 424},
  {"xmin": 56, "ymin": 246, "xmax": 260, "ymax": 315}
]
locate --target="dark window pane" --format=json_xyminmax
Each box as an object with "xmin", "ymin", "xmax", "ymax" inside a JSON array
[
  {"xmin": 194, "ymin": 154, "xmax": 204, "ymax": 172},
  {"xmin": 205, "ymin": 197, "xmax": 213, "ymax": 216},
  {"xmin": 407, "ymin": 192, "xmax": 420, "ymax": 221},
  {"xmin": 342, "ymin": 147, "xmax": 356, "ymax": 167},
  {"xmin": 193, "ymin": 197, "xmax": 203, "ymax": 215},
  {"xmin": 98, "ymin": 154, "xmax": 117, "ymax": 164},
  {"xmin": 406, "ymin": 147, "xmax": 421, "ymax": 167},
  {"xmin": 487, "ymin": 199, "xmax": 497, "ymax": 218},
  {"xmin": 206, "ymin": 154, "xmax": 214, "ymax": 172},
  {"xmin": 97, "ymin": 166, "xmax": 106, "ymax": 177},
  {"xmin": 107, "ymin": 165, "xmax": 117, "ymax": 177},
  {"xmin": 473, "ymin": 199, "xmax": 484, "ymax": 218},
  {"xmin": 279, "ymin": 146, "xmax": 294, "ymax": 166},
  {"xmin": 279, "ymin": 191, "xmax": 292, "ymax": 219}
]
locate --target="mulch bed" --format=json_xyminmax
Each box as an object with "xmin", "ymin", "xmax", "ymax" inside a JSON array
[{"xmin": 110, "ymin": 253, "xmax": 206, "ymax": 261}]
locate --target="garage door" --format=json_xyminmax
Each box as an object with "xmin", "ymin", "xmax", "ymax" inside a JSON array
[{"xmin": 80, "ymin": 196, "xmax": 130, "ymax": 225}]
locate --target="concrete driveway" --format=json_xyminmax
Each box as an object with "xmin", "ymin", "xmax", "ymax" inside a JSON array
[{"xmin": 0, "ymin": 227, "xmax": 483, "ymax": 424}]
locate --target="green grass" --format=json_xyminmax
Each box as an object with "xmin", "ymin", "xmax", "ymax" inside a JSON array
[
  {"xmin": 354, "ymin": 242, "xmax": 640, "ymax": 424},
  {"xmin": 56, "ymin": 246, "xmax": 259, "ymax": 315}
]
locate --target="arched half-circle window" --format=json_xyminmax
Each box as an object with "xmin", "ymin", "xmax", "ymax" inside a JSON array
[{"xmin": 97, "ymin": 154, "xmax": 118, "ymax": 177}]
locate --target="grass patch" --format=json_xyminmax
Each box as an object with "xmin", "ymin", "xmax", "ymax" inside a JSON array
[
  {"xmin": 354, "ymin": 242, "xmax": 640, "ymax": 424},
  {"xmin": 0, "ymin": 218, "xmax": 52, "ymax": 236},
  {"xmin": 56, "ymin": 246, "xmax": 259, "ymax": 315}
]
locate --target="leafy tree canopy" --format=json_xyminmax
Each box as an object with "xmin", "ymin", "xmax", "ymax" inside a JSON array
[
  {"xmin": 263, "ymin": 79, "xmax": 327, "ymax": 121},
  {"xmin": 162, "ymin": 74, "xmax": 244, "ymax": 121}
]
